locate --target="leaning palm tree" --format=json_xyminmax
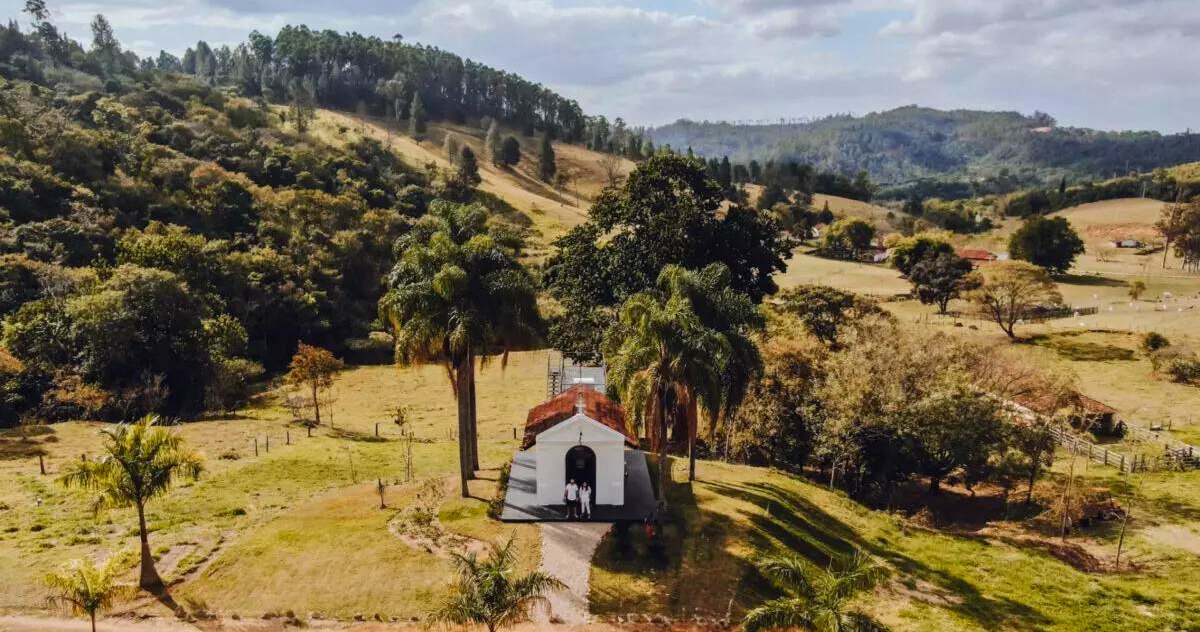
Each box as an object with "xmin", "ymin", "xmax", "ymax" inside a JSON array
[
  {"xmin": 380, "ymin": 201, "xmax": 541, "ymax": 497},
  {"xmin": 435, "ymin": 536, "xmax": 564, "ymax": 632},
  {"xmin": 605, "ymin": 265, "xmax": 729, "ymax": 504},
  {"xmin": 743, "ymin": 549, "xmax": 890, "ymax": 632},
  {"xmin": 58, "ymin": 415, "xmax": 204, "ymax": 591},
  {"xmin": 44, "ymin": 557, "xmax": 136, "ymax": 632}
]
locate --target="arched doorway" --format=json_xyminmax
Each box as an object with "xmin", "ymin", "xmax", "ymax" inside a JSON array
[{"xmin": 565, "ymin": 445, "xmax": 596, "ymax": 501}]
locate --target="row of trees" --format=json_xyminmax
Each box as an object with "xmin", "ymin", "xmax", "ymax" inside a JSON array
[{"xmin": 172, "ymin": 26, "xmax": 592, "ymax": 143}]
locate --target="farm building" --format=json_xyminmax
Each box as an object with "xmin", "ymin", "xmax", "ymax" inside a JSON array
[
  {"xmin": 499, "ymin": 384, "xmax": 656, "ymax": 522},
  {"xmin": 957, "ymin": 248, "xmax": 999, "ymax": 266}
]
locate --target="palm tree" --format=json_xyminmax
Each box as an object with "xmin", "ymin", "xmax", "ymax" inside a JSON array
[
  {"xmin": 661, "ymin": 263, "xmax": 764, "ymax": 481},
  {"xmin": 605, "ymin": 264, "xmax": 729, "ymax": 504},
  {"xmin": 44, "ymin": 557, "xmax": 136, "ymax": 632},
  {"xmin": 435, "ymin": 536, "xmax": 564, "ymax": 632},
  {"xmin": 380, "ymin": 201, "xmax": 540, "ymax": 496},
  {"xmin": 743, "ymin": 549, "xmax": 890, "ymax": 632},
  {"xmin": 58, "ymin": 415, "xmax": 204, "ymax": 591}
]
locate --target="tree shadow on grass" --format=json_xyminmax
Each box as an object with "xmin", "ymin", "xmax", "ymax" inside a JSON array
[
  {"xmin": 1055, "ymin": 273, "xmax": 1129, "ymax": 287},
  {"xmin": 697, "ymin": 479, "xmax": 1052, "ymax": 632},
  {"xmin": 0, "ymin": 425, "xmax": 53, "ymax": 461},
  {"xmin": 327, "ymin": 427, "xmax": 390, "ymax": 443}
]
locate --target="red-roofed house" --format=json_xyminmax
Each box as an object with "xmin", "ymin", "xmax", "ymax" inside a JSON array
[{"xmin": 957, "ymin": 248, "xmax": 998, "ymax": 266}]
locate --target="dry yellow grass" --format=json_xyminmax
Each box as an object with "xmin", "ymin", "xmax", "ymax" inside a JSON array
[
  {"xmin": 776, "ymin": 251, "xmax": 911, "ymax": 296},
  {"xmin": 0, "ymin": 352, "xmax": 552, "ymax": 617},
  {"xmin": 310, "ymin": 110, "xmax": 628, "ymax": 251}
]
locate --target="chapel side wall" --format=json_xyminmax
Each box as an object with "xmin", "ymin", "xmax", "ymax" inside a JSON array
[
  {"xmin": 535, "ymin": 442, "xmax": 568, "ymax": 505},
  {"xmin": 596, "ymin": 444, "xmax": 625, "ymax": 505}
]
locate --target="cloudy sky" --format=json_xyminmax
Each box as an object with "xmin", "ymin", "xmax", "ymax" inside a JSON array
[{"xmin": 6, "ymin": 0, "xmax": 1199, "ymax": 132}]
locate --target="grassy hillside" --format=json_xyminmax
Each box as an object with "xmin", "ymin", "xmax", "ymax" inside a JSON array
[
  {"xmin": 6, "ymin": 349, "xmax": 1199, "ymax": 629},
  {"xmin": 312, "ymin": 109, "xmax": 631, "ymax": 252},
  {"xmin": 590, "ymin": 458, "xmax": 1200, "ymax": 631}
]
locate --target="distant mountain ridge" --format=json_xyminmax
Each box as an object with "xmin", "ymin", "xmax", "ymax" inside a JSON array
[{"xmin": 647, "ymin": 106, "xmax": 1200, "ymax": 188}]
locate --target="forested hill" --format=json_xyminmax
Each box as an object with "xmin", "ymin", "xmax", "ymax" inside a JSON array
[
  {"xmin": 649, "ymin": 106, "xmax": 1200, "ymax": 188},
  {"xmin": 0, "ymin": 15, "xmax": 510, "ymax": 423},
  {"xmin": 169, "ymin": 26, "xmax": 592, "ymax": 143}
]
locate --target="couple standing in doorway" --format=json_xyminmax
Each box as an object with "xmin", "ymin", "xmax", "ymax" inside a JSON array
[{"xmin": 564, "ymin": 479, "xmax": 592, "ymax": 519}]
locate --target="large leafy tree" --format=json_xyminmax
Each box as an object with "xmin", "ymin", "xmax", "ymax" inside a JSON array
[
  {"xmin": 379, "ymin": 201, "xmax": 540, "ymax": 496},
  {"xmin": 546, "ymin": 154, "xmax": 792, "ymax": 361},
  {"xmin": 889, "ymin": 232, "xmax": 954, "ymax": 276},
  {"xmin": 1156, "ymin": 198, "xmax": 1200, "ymax": 272},
  {"xmin": 965, "ymin": 261, "xmax": 1063, "ymax": 339},
  {"xmin": 777, "ymin": 285, "xmax": 885, "ymax": 347},
  {"xmin": 908, "ymin": 252, "xmax": 978, "ymax": 314},
  {"xmin": 604, "ymin": 265, "xmax": 729, "ymax": 499},
  {"xmin": 1008, "ymin": 215, "xmax": 1085, "ymax": 274},
  {"xmin": 58, "ymin": 415, "xmax": 204, "ymax": 590},
  {"xmin": 435, "ymin": 537, "xmax": 563, "ymax": 632},
  {"xmin": 743, "ymin": 550, "xmax": 890, "ymax": 632}
]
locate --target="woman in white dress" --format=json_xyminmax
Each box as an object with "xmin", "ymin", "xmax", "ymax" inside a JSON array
[{"xmin": 579, "ymin": 482, "xmax": 592, "ymax": 519}]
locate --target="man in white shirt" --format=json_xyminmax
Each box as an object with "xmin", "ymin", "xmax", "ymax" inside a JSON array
[{"xmin": 564, "ymin": 479, "xmax": 579, "ymax": 519}]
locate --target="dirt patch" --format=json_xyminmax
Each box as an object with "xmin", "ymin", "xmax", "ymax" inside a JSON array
[
  {"xmin": 1142, "ymin": 524, "xmax": 1200, "ymax": 556},
  {"xmin": 386, "ymin": 512, "xmax": 487, "ymax": 559}
]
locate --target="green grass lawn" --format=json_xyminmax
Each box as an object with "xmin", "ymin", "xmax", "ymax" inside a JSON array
[{"xmin": 590, "ymin": 458, "xmax": 1200, "ymax": 632}]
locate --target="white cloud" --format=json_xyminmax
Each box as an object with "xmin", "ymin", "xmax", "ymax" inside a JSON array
[{"xmin": 4, "ymin": 0, "xmax": 1198, "ymax": 131}]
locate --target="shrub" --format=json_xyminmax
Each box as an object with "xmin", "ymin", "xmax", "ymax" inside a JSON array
[
  {"xmin": 1140, "ymin": 331, "xmax": 1170, "ymax": 353},
  {"xmin": 487, "ymin": 462, "xmax": 511, "ymax": 519},
  {"xmin": 1150, "ymin": 347, "xmax": 1200, "ymax": 384}
]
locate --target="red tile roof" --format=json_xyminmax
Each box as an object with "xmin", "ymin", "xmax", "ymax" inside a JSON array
[
  {"xmin": 957, "ymin": 248, "xmax": 997, "ymax": 262},
  {"xmin": 522, "ymin": 385, "xmax": 636, "ymax": 449}
]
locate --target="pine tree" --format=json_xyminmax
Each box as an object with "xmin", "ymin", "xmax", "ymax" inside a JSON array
[
  {"xmin": 499, "ymin": 136, "xmax": 521, "ymax": 167},
  {"xmin": 538, "ymin": 133, "xmax": 557, "ymax": 182},
  {"xmin": 409, "ymin": 92, "xmax": 426, "ymax": 138},
  {"xmin": 484, "ymin": 120, "xmax": 500, "ymax": 165},
  {"xmin": 458, "ymin": 146, "xmax": 481, "ymax": 186}
]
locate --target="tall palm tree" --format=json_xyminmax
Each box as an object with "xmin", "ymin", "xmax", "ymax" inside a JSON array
[
  {"xmin": 380, "ymin": 201, "xmax": 540, "ymax": 496},
  {"xmin": 44, "ymin": 557, "xmax": 136, "ymax": 632},
  {"xmin": 660, "ymin": 263, "xmax": 764, "ymax": 481},
  {"xmin": 743, "ymin": 549, "xmax": 890, "ymax": 632},
  {"xmin": 58, "ymin": 415, "xmax": 203, "ymax": 591},
  {"xmin": 435, "ymin": 536, "xmax": 564, "ymax": 632},
  {"xmin": 605, "ymin": 264, "xmax": 728, "ymax": 504}
]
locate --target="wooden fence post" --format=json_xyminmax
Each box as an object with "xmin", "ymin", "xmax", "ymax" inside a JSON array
[
  {"xmin": 265, "ymin": 435, "xmax": 270, "ymax": 453},
  {"xmin": 286, "ymin": 429, "xmax": 291, "ymax": 445},
  {"xmin": 38, "ymin": 454, "xmax": 45, "ymax": 475},
  {"xmin": 375, "ymin": 422, "xmax": 379, "ymax": 437},
  {"xmin": 254, "ymin": 437, "xmax": 258, "ymax": 457}
]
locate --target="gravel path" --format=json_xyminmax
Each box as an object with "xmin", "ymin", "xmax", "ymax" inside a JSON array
[{"xmin": 536, "ymin": 522, "xmax": 612, "ymax": 624}]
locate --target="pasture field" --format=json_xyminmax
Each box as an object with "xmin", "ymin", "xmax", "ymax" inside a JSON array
[
  {"xmin": 0, "ymin": 355, "xmax": 548, "ymax": 619},
  {"xmin": 590, "ymin": 457, "xmax": 1200, "ymax": 632},
  {"xmin": 3, "ymin": 350, "xmax": 1199, "ymax": 630},
  {"xmin": 778, "ymin": 195, "xmax": 1200, "ymax": 446}
]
